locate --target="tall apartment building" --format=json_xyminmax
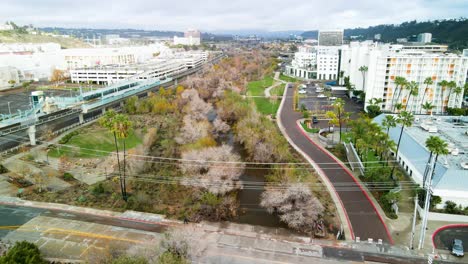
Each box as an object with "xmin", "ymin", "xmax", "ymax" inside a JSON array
[
  {"xmin": 318, "ymin": 29, "xmax": 344, "ymax": 46},
  {"xmin": 317, "ymin": 46, "xmax": 340, "ymax": 80},
  {"xmin": 285, "ymin": 45, "xmax": 340, "ymax": 80},
  {"xmin": 340, "ymin": 42, "xmax": 468, "ymax": 113},
  {"xmin": 417, "ymin": 33, "xmax": 432, "ymax": 43}
]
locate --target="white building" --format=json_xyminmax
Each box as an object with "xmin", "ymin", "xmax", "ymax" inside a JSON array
[
  {"xmin": 374, "ymin": 114, "xmax": 468, "ymax": 208},
  {"xmin": 285, "ymin": 45, "xmax": 340, "ymax": 80},
  {"xmin": 340, "ymin": 42, "xmax": 468, "ymax": 113},
  {"xmin": 317, "ymin": 46, "xmax": 340, "ymax": 80},
  {"xmin": 417, "ymin": 33, "xmax": 432, "ymax": 43},
  {"xmin": 0, "ymin": 23, "xmax": 13, "ymax": 31},
  {"xmin": 0, "ymin": 66, "xmax": 19, "ymax": 90},
  {"xmin": 318, "ymin": 29, "xmax": 343, "ymax": 46},
  {"xmin": 173, "ymin": 29, "xmax": 201, "ymax": 46},
  {"xmin": 70, "ymin": 51, "xmax": 208, "ymax": 85},
  {"xmin": 0, "ymin": 43, "xmax": 171, "ymax": 84}
]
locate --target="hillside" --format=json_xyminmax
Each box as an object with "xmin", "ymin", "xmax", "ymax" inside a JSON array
[
  {"xmin": 0, "ymin": 30, "xmax": 90, "ymax": 48},
  {"xmin": 302, "ymin": 18, "xmax": 468, "ymax": 51}
]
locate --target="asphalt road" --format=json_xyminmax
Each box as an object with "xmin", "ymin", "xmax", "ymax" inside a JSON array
[
  {"xmin": 0, "ymin": 204, "xmax": 167, "ymax": 238},
  {"xmin": 433, "ymin": 225, "xmax": 468, "ymax": 252},
  {"xmin": 279, "ymin": 84, "xmax": 392, "ymax": 243}
]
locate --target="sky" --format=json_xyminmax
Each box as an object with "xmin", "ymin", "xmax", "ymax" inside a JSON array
[{"xmin": 0, "ymin": 0, "xmax": 466, "ymax": 32}]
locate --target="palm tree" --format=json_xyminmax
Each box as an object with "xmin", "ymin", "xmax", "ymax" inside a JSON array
[
  {"xmin": 421, "ymin": 102, "xmax": 434, "ymax": 115},
  {"xmin": 394, "ymin": 102, "xmax": 403, "ymax": 113},
  {"xmin": 405, "ymin": 81, "xmax": 419, "ymax": 113},
  {"xmin": 419, "ymin": 77, "xmax": 433, "ymax": 114},
  {"xmin": 437, "ymin": 80, "xmax": 449, "ymax": 113},
  {"xmin": 446, "ymin": 81, "xmax": 456, "ymax": 108},
  {"xmin": 392, "ymin": 76, "xmax": 407, "ymax": 112},
  {"xmin": 382, "ymin": 115, "xmax": 397, "ymax": 136},
  {"xmin": 453, "ymin": 86, "xmax": 463, "ymax": 106},
  {"xmin": 423, "ymin": 136, "xmax": 449, "ymax": 188},
  {"xmin": 99, "ymin": 110, "xmax": 124, "ymax": 200},
  {"xmin": 395, "ymin": 111, "xmax": 414, "ymax": 157},
  {"xmin": 113, "ymin": 114, "xmax": 132, "ymax": 201},
  {"xmin": 391, "ymin": 111, "xmax": 414, "ymax": 179},
  {"xmin": 358, "ymin": 66, "xmax": 368, "ymax": 91}
]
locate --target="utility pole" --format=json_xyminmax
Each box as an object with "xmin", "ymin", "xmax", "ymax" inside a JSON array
[
  {"xmin": 418, "ymin": 154, "xmax": 435, "ymax": 249},
  {"xmin": 7, "ymin": 101, "xmax": 11, "ymax": 116},
  {"xmin": 409, "ymin": 193, "xmax": 418, "ymax": 249}
]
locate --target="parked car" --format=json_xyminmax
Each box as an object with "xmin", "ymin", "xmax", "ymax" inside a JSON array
[
  {"xmin": 300, "ymin": 84, "xmax": 307, "ymax": 89},
  {"xmin": 329, "ymin": 96, "xmax": 337, "ymax": 101},
  {"xmin": 316, "ymin": 87, "xmax": 324, "ymax": 92},
  {"xmin": 452, "ymin": 239, "xmax": 464, "ymax": 257},
  {"xmin": 298, "ymin": 89, "xmax": 307, "ymax": 94},
  {"xmin": 317, "ymin": 94, "xmax": 327, "ymax": 98},
  {"xmin": 312, "ymin": 116, "xmax": 318, "ymax": 124}
]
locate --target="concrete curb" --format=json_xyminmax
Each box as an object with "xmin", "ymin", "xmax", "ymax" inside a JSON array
[{"xmin": 275, "ymin": 83, "xmax": 353, "ymax": 242}]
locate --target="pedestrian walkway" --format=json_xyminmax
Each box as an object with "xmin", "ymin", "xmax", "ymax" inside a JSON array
[{"xmin": 276, "ymin": 83, "xmax": 393, "ymax": 244}]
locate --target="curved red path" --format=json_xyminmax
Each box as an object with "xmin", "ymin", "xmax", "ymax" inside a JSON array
[{"xmin": 279, "ymin": 86, "xmax": 393, "ymax": 243}]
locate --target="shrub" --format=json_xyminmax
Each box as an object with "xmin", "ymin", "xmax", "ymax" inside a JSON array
[
  {"xmin": 62, "ymin": 172, "xmax": 74, "ymax": 181},
  {"xmin": 92, "ymin": 183, "xmax": 105, "ymax": 195},
  {"xmin": 0, "ymin": 241, "xmax": 47, "ymax": 264},
  {"xmin": 111, "ymin": 255, "xmax": 148, "ymax": 264},
  {"xmin": 0, "ymin": 164, "xmax": 8, "ymax": 174},
  {"xmin": 59, "ymin": 131, "xmax": 79, "ymax": 144},
  {"xmin": 77, "ymin": 195, "xmax": 87, "ymax": 203},
  {"xmin": 379, "ymin": 192, "xmax": 400, "ymax": 219}
]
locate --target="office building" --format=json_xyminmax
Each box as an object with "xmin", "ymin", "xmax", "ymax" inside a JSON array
[
  {"xmin": 174, "ymin": 29, "xmax": 201, "ymax": 46},
  {"xmin": 417, "ymin": 33, "xmax": 432, "ymax": 43},
  {"xmin": 318, "ymin": 29, "xmax": 344, "ymax": 46}
]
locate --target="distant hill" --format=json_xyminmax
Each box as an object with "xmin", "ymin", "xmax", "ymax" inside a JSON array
[
  {"xmin": 40, "ymin": 27, "xmax": 184, "ymax": 39},
  {"xmin": 0, "ymin": 30, "xmax": 90, "ymax": 48},
  {"xmin": 301, "ymin": 18, "xmax": 468, "ymax": 51}
]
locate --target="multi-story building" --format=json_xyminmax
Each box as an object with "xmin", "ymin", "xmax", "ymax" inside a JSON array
[
  {"xmin": 417, "ymin": 33, "xmax": 432, "ymax": 43},
  {"xmin": 401, "ymin": 44, "xmax": 448, "ymax": 53},
  {"xmin": 285, "ymin": 45, "xmax": 341, "ymax": 80},
  {"xmin": 70, "ymin": 51, "xmax": 208, "ymax": 84},
  {"xmin": 318, "ymin": 29, "xmax": 344, "ymax": 46},
  {"xmin": 173, "ymin": 29, "xmax": 201, "ymax": 46},
  {"xmin": 317, "ymin": 46, "xmax": 340, "ymax": 80},
  {"xmin": 340, "ymin": 42, "xmax": 468, "ymax": 113}
]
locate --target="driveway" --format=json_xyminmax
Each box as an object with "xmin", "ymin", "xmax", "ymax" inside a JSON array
[{"xmin": 278, "ymin": 84, "xmax": 392, "ymax": 243}]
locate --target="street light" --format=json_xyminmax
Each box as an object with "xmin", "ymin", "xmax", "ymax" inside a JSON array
[{"xmin": 7, "ymin": 101, "xmax": 11, "ymax": 116}]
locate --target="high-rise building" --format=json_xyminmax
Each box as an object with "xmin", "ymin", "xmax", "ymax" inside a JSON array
[
  {"xmin": 318, "ymin": 29, "xmax": 343, "ymax": 46},
  {"xmin": 417, "ymin": 33, "xmax": 432, "ymax": 43},
  {"xmin": 340, "ymin": 42, "xmax": 468, "ymax": 113},
  {"xmin": 174, "ymin": 29, "xmax": 201, "ymax": 46}
]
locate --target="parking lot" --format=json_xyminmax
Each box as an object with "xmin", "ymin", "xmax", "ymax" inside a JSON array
[{"xmin": 297, "ymin": 82, "xmax": 363, "ymax": 128}]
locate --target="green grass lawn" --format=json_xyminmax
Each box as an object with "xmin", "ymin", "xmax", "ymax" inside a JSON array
[
  {"xmin": 300, "ymin": 122, "xmax": 319, "ymax": 133},
  {"xmin": 49, "ymin": 127, "xmax": 142, "ymax": 158},
  {"xmin": 270, "ymin": 85, "xmax": 285, "ymax": 96},
  {"xmin": 279, "ymin": 73, "xmax": 298, "ymax": 82},
  {"xmin": 247, "ymin": 76, "xmax": 280, "ymax": 115}
]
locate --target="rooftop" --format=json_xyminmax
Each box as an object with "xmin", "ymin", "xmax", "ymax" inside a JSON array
[{"xmin": 374, "ymin": 114, "xmax": 468, "ymax": 192}]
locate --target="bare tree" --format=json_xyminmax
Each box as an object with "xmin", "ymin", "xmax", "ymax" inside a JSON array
[
  {"xmin": 180, "ymin": 89, "xmax": 212, "ymax": 120},
  {"xmin": 212, "ymin": 117, "xmax": 230, "ymax": 135},
  {"xmin": 260, "ymin": 184, "xmax": 324, "ymax": 230},
  {"xmin": 179, "ymin": 145, "xmax": 244, "ymax": 195},
  {"xmin": 176, "ymin": 116, "xmax": 211, "ymax": 144}
]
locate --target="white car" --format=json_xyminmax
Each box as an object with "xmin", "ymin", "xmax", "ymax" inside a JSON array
[
  {"xmin": 329, "ymin": 96, "xmax": 337, "ymax": 100},
  {"xmin": 300, "ymin": 84, "xmax": 307, "ymax": 89},
  {"xmin": 298, "ymin": 89, "xmax": 307, "ymax": 94},
  {"xmin": 317, "ymin": 94, "xmax": 327, "ymax": 98},
  {"xmin": 316, "ymin": 88, "xmax": 324, "ymax": 92}
]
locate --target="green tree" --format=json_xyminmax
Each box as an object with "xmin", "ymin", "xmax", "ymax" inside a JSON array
[
  {"xmin": 421, "ymin": 101, "xmax": 434, "ymax": 114},
  {"xmin": 423, "ymin": 136, "xmax": 449, "ymax": 188},
  {"xmin": 382, "ymin": 115, "xmax": 397, "ymax": 136},
  {"xmin": 0, "ymin": 241, "xmax": 47, "ymax": 264},
  {"xmin": 419, "ymin": 77, "xmax": 433, "ymax": 113},
  {"xmin": 114, "ymin": 114, "xmax": 132, "ymax": 201},
  {"xmin": 358, "ymin": 65, "xmax": 368, "ymax": 91},
  {"xmin": 452, "ymin": 86, "xmax": 463, "ymax": 107},
  {"xmin": 395, "ymin": 111, "xmax": 414, "ymax": 157},
  {"xmin": 326, "ymin": 98, "xmax": 350, "ymax": 142},
  {"xmin": 438, "ymin": 80, "xmax": 449, "ymax": 113},
  {"xmin": 392, "ymin": 76, "xmax": 407, "ymax": 112},
  {"xmin": 446, "ymin": 80, "xmax": 457, "ymax": 108},
  {"xmin": 405, "ymin": 81, "xmax": 419, "ymax": 113},
  {"xmin": 7, "ymin": 79, "xmax": 16, "ymax": 88}
]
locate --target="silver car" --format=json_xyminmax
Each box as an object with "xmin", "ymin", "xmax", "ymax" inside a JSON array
[{"xmin": 452, "ymin": 239, "xmax": 464, "ymax": 257}]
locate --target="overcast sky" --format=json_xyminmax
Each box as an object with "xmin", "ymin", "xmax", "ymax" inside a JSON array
[{"xmin": 0, "ymin": 0, "xmax": 466, "ymax": 32}]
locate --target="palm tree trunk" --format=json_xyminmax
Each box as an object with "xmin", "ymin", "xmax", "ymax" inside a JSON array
[
  {"xmin": 123, "ymin": 140, "xmax": 127, "ymax": 201},
  {"xmin": 391, "ymin": 86, "xmax": 399, "ymax": 111},
  {"xmin": 113, "ymin": 132, "xmax": 125, "ymax": 200},
  {"xmin": 422, "ymin": 152, "xmax": 433, "ymax": 189},
  {"xmin": 419, "ymin": 86, "xmax": 428, "ymax": 114},
  {"xmin": 396, "ymin": 125, "xmax": 405, "ymax": 157}
]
